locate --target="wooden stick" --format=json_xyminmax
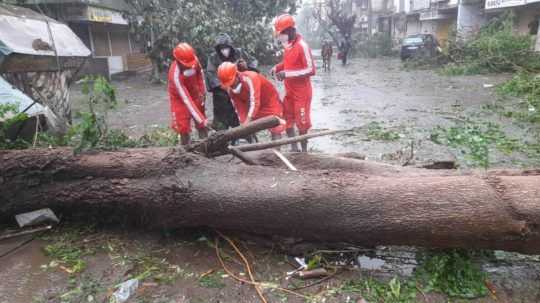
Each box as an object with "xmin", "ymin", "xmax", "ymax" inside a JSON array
[
  {"xmin": 237, "ymin": 130, "xmax": 350, "ymax": 153},
  {"xmin": 272, "ymin": 150, "xmax": 298, "ymax": 171},
  {"xmin": 0, "ymin": 225, "xmax": 52, "ymax": 241},
  {"xmin": 229, "ymin": 147, "xmax": 258, "ymax": 166}
]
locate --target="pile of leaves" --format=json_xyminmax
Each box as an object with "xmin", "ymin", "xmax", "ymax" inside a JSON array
[
  {"xmin": 442, "ymin": 12, "xmax": 540, "ymax": 75},
  {"xmin": 415, "ymin": 250, "xmax": 488, "ymax": 299}
]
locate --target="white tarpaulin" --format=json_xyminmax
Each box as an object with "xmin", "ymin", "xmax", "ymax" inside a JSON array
[{"xmin": 0, "ymin": 4, "xmax": 90, "ymax": 57}]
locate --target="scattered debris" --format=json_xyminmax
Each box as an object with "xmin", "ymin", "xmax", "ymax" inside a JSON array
[
  {"xmin": 287, "ymin": 257, "xmax": 309, "ymax": 277},
  {"xmin": 111, "ymin": 279, "xmax": 139, "ymax": 303},
  {"xmin": 294, "ymin": 268, "xmax": 330, "ymax": 280}
]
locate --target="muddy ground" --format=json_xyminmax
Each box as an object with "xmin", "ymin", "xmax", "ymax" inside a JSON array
[{"xmin": 2, "ymin": 58, "xmax": 540, "ymax": 303}]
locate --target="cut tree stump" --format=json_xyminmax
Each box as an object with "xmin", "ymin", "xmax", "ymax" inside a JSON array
[{"xmin": 1, "ymin": 148, "xmax": 540, "ymax": 254}]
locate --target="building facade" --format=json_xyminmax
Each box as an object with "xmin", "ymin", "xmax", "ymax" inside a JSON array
[
  {"xmin": 396, "ymin": 0, "xmax": 540, "ymax": 48},
  {"xmin": 22, "ymin": 0, "xmax": 150, "ymax": 77}
]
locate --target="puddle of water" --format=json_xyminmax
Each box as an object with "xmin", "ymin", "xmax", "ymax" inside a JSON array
[{"xmin": 0, "ymin": 237, "xmax": 66, "ymax": 303}]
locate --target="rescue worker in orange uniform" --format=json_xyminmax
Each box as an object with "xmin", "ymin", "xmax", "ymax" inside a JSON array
[
  {"xmin": 272, "ymin": 13, "xmax": 316, "ymax": 152},
  {"xmin": 168, "ymin": 43, "xmax": 209, "ymax": 145},
  {"xmin": 217, "ymin": 62, "xmax": 284, "ymax": 140}
]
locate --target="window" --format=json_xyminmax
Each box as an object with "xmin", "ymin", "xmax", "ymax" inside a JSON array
[{"xmin": 358, "ymin": 0, "xmax": 369, "ymax": 9}]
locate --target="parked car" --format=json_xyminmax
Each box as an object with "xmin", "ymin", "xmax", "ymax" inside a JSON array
[{"xmin": 400, "ymin": 34, "xmax": 441, "ymax": 61}]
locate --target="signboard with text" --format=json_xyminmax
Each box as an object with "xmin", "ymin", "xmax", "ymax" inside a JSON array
[
  {"xmin": 485, "ymin": 0, "xmax": 525, "ymax": 9},
  {"xmin": 87, "ymin": 6, "xmax": 128, "ymax": 25}
]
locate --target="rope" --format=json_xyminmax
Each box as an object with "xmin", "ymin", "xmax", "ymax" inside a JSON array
[{"xmin": 214, "ymin": 233, "xmax": 310, "ymax": 300}]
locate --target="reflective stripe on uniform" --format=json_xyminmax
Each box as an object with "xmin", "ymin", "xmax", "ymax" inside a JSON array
[
  {"xmin": 245, "ymin": 76, "xmax": 256, "ymax": 119},
  {"xmin": 284, "ymin": 40, "xmax": 314, "ymax": 78},
  {"xmin": 173, "ymin": 63, "xmax": 203, "ymax": 124}
]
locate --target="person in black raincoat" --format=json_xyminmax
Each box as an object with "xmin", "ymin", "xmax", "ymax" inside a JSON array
[{"xmin": 206, "ymin": 33, "xmax": 258, "ymax": 131}]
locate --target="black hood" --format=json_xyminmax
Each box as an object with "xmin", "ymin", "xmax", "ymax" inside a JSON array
[{"xmin": 214, "ymin": 33, "xmax": 234, "ymax": 50}]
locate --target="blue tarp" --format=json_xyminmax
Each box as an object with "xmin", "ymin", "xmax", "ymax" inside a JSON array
[{"xmin": 0, "ymin": 75, "xmax": 44, "ymax": 116}]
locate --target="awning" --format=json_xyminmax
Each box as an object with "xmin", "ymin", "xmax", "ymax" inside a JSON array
[{"xmin": 0, "ymin": 4, "xmax": 91, "ymax": 57}]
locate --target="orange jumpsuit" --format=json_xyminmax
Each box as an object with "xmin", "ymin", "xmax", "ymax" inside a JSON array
[
  {"xmin": 274, "ymin": 34, "xmax": 315, "ymax": 132},
  {"xmin": 227, "ymin": 71, "xmax": 285, "ymax": 135},
  {"xmin": 167, "ymin": 60, "xmax": 208, "ymax": 135}
]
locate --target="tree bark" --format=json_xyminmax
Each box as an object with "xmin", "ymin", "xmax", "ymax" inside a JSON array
[{"xmin": 1, "ymin": 148, "xmax": 540, "ymax": 254}]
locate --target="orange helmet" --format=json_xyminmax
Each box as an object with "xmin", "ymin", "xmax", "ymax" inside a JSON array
[
  {"xmin": 173, "ymin": 43, "xmax": 197, "ymax": 68},
  {"xmin": 274, "ymin": 14, "xmax": 295, "ymax": 34},
  {"xmin": 217, "ymin": 62, "xmax": 238, "ymax": 88}
]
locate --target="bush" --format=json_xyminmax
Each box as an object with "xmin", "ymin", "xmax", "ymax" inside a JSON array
[
  {"xmin": 444, "ymin": 12, "xmax": 540, "ymax": 74},
  {"xmin": 497, "ymin": 72, "xmax": 540, "ymax": 123},
  {"xmin": 0, "ymin": 103, "xmax": 31, "ymax": 150}
]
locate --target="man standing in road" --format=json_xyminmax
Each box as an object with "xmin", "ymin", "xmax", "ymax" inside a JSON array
[
  {"xmin": 206, "ymin": 33, "xmax": 259, "ymax": 131},
  {"xmin": 272, "ymin": 14, "xmax": 316, "ymax": 152},
  {"xmin": 217, "ymin": 62, "xmax": 285, "ymax": 140},
  {"xmin": 339, "ymin": 37, "xmax": 351, "ymax": 66},
  {"xmin": 168, "ymin": 43, "xmax": 209, "ymax": 145}
]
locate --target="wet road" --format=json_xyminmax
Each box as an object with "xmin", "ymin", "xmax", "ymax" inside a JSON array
[{"xmin": 72, "ymin": 57, "xmax": 533, "ymax": 168}]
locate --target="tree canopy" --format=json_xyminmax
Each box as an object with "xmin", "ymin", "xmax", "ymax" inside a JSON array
[{"xmin": 125, "ymin": 0, "xmax": 299, "ymax": 77}]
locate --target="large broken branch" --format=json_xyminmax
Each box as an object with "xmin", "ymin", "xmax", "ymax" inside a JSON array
[
  {"xmin": 1, "ymin": 148, "xmax": 540, "ymax": 254},
  {"xmin": 236, "ymin": 130, "xmax": 348, "ymax": 153},
  {"xmin": 188, "ymin": 116, "xmax": 281, "ymax": 156}
]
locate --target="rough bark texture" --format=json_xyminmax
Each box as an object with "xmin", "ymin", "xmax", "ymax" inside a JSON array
[
  {"xmin": 1, "ymin": 148, "xmax": 540, "ymax": 254},
  {"xmin": 2, "ymin": 70, "xmax": 73, "ymax": 131}
]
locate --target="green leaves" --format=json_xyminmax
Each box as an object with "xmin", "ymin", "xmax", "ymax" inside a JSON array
[
  {"xmin": 497, "ymin": 72, "xmax": 540, "ymax": 124},
  {"xmin": 415, "ymin": 250, "xmax": 488, "ymax": 299},
  {"xmin": 431, "ymin": 122, "xmax": 523, "ymax": 168},
  {"xmin": 444, "ymin": 11, "xmax": 540, "ymax": 75},
  {"xmin": 340, "ymin": 277, "xmax": 418, "ymax": 303},
  {"xmin": 0, "ymin": 102, "xmax": 31, "ymax": 150},
  {"xmin": 70, "ymin": 76, "xmax": 118, "ymax": 153},
  {"xmin": 366, "ymin": 121, "xmax": 401, "ymax": 141},
  {"xmin": 124, "ymin": 0, "xmax": 299, "ymax": 69}
]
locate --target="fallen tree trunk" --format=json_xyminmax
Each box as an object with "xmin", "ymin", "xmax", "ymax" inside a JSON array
[{"xmin": 1, "ymin": 148, "xmax": 540, "ymax": 254}]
